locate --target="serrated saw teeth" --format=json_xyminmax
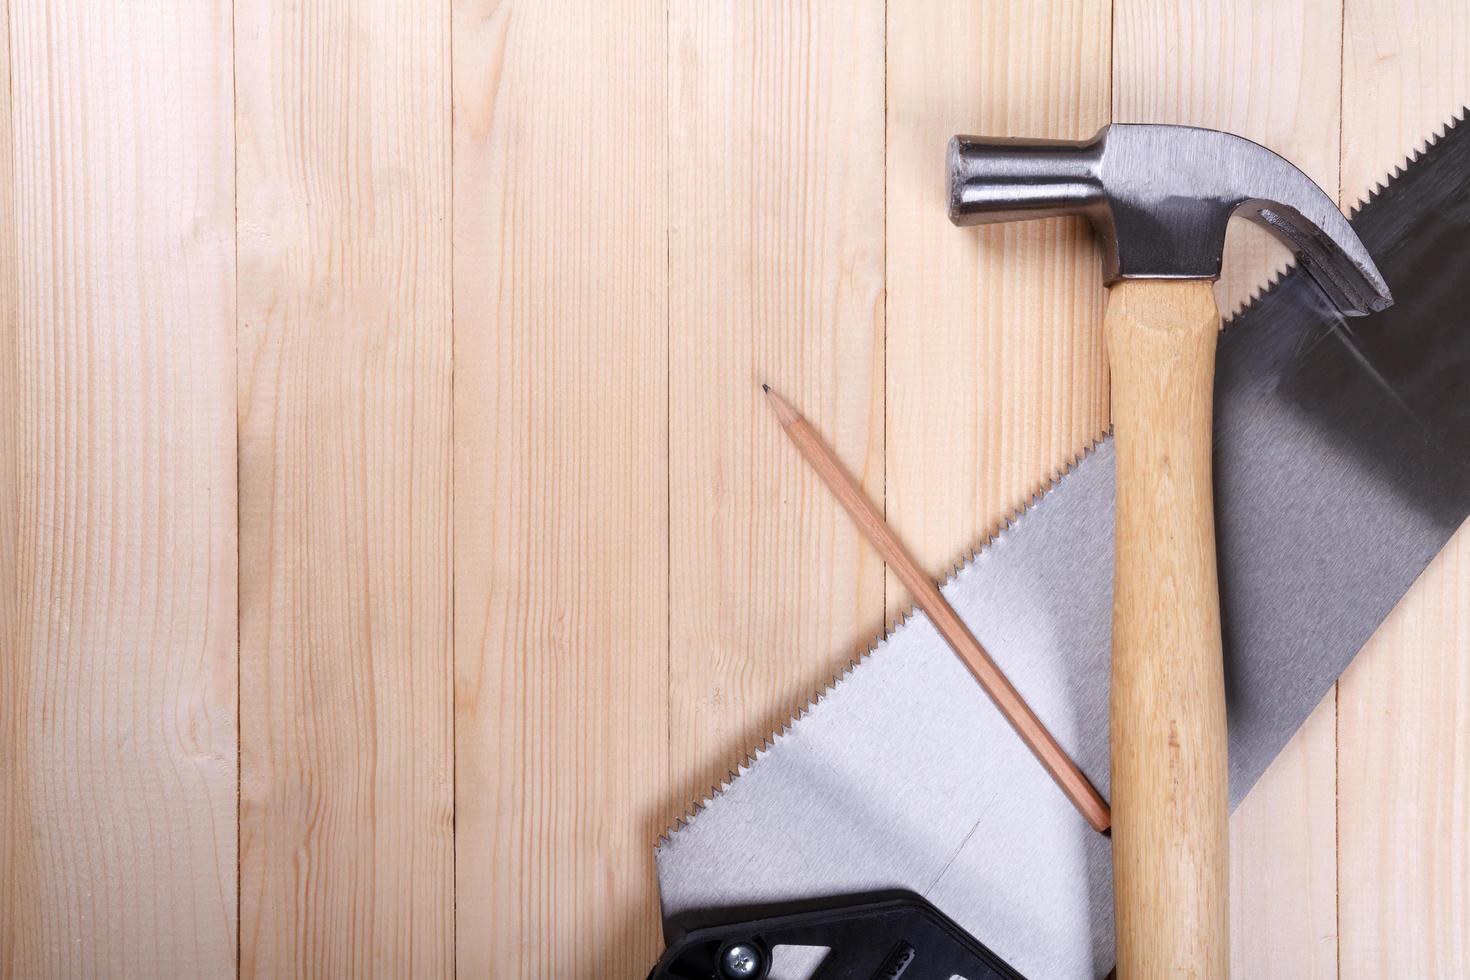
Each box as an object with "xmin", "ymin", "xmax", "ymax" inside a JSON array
[
  {"xmin": 658, "ymin": 102, "xmax": 1470, "ymax": 852},
  {"xmin": 1348, "ymin": 104, "xmax": 1468, "ymax": 220},
  {"xmin": 664, "ymin": 101, "xmax": 1470, "ymax": 852},
  {"xmin": 656, "ymin": 430, "xmax": 1116, "ymax": 847},
  {"xmin": 655, "ymin": 104, "xmax": 1470, "ymax": 979}
]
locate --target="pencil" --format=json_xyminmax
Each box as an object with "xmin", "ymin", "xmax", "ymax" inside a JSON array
[{"xmin": 764, "ymin": 383, "xmax": 1111, "ymax": 833}]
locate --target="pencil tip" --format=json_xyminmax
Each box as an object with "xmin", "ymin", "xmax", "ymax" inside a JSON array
[
  {"xmin": 763, "ymin": 384, "xmax": 800, "ymax": 426},
  {"xmin": 761, "ymin": 383, "xmax": 770, "ymax": 393}
]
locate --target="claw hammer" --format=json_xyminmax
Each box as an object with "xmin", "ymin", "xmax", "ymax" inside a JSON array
[{"xmin": 948, "ymin": 124, "xmax": 1391, "ymax": 977}]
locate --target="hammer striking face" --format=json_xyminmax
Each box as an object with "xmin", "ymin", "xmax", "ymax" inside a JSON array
[{"xmin": 949, "ymin": 123, "xmax": 1392, "ymax": 315}]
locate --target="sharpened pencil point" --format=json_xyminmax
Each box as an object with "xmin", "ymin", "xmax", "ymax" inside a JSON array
[
  {"xmin": 762, "ymin": 385, "xmax": 800, "ymax": 426},
  {"xmin": 761, "ymin": 383, "xmax": 770, "ymax": 393}
]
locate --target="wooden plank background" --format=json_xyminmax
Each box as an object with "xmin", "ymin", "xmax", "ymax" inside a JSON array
[
  {"xmin": 1, "ymin": 0, "xmax": 1466, "ymax": 976},
  {"xmin": 236, "ymin": 0, "xmax": 453, "ymax": 974},
  {"xmin": 2, "ymin": 1, "xmax": 238, "ymax": 974}
]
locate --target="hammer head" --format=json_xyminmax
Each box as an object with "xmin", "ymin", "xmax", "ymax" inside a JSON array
[{"xmin": 948, "ymin": 124, "xmax": 1392, "ymax": 315}]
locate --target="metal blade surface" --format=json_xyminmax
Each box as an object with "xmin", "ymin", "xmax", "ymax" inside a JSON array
[{"xmin": 658, "ymin": 110, "xmax": 1470, "ymax": 979}]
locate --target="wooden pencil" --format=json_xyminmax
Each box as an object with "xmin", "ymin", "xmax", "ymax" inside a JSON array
[{"xmin": 764, "ymin": 383, "xmax": 1111, "ymax": 834}]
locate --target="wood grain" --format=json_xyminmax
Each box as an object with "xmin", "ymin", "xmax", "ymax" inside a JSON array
[
  {"xmin": 1, "ymin": 0, "xmax": 238, "ymax": 974},
  {"xmin": 451, "ymin": 0, "xmax": 669, "ymax": 976},
  {"xmin": 1105, "ymin": 279, "xmax": 1230, "ymax": 976},
  {"xmin": 1338, "ymin": 541, "xmax": 1470, "ymax": 976},
  {"xmin": 1339, "ymin": 3, "xmax": 1470, "ymax": 972},
  {"xmin": 667, "ymin": 0, "xmax": 887, "ymax": 815},
  {"xmin": 1112, "ymin": 3, "xmax": 1347, "ymax": 972},
  {"xmin": 1228, "ymin": 697, "xmax": 1340, "ymax": 978},
  {"xmin": 235, "ymin": 0, "xmax": 452, "ymax": 974},
  {"xmin": 886, "ymin": 0, "xmax": 1112, "ymax": 603},
  {"xmin": 0, "ymin": 19, "xmax": 16, "ymax": 961},
  {"xmin": 0, "ymin": 3, "xmax": 1465, "ymax": 975}
]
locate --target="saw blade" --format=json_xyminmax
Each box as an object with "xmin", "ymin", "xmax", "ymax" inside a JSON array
[{"xmin": 657, "ymin": 109, "xmax": 1470, "ymax": 979}]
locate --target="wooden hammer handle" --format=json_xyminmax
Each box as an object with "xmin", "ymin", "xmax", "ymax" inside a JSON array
[{"xmin": 1105, "ymin": 280, "xmax": 1229, "ymax": 978}]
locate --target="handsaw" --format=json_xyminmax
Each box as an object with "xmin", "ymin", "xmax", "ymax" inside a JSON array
[{"xmin": 651, "ymin": 107, "xmax": 1470, "ymax": 980}]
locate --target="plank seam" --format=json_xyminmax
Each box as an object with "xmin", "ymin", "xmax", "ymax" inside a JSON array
[
  {"xmin": 1335, "ymin": 6, "xmax": 1346, "ymax": 974},
  {"xmin": 663, "ymin": 0, "xmax": 673, "ymax": 908},
  {"xmin": 1335, "ymin": 681, "xmax": 1342, "ymax": 980},
  {"xmin": 230, "ymin": 0, "xmax": 242, "ymax": 972},
  {"xmin": 881, "ymin": 0, "xmax": 888, "ymax": 616},
  {"xmin": 447, "ymin": 0, "xmax": 457, "ymax": 972}
]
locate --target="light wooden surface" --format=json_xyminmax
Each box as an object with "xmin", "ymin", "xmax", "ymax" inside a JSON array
[
  {"xmin": 452, "ymin": 1, "xmax": 669, "ymax": 976},
  {"xmin": 887, "ymin": 0, "xmax": 1112, "ymax": 593},
  {"xmin": 1105, "ymin": 280, "xmax": 1230, "ymax": 976},
  {"xmin": 0, "ymin": 1, "xmax": 1465, "ymax": 977},
  {"xmin": 236, "ymin": 0, "xmax": 453, "ymax": 975},
  {"xmin": 1, "ymin": 1, "xmax": 238, "ymax": 975},
  {"xmin": 1338, "ymin": 5, "xmax": 1470, "ymax": 974},
  {"xmin": 667, "ymin": 0, "xmax": 888, "ymax": 827}
]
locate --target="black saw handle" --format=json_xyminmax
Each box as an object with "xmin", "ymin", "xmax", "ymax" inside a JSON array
[{"xmin": 648, "ymin": 891, "xmax": 1024, "ymax": 980}]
